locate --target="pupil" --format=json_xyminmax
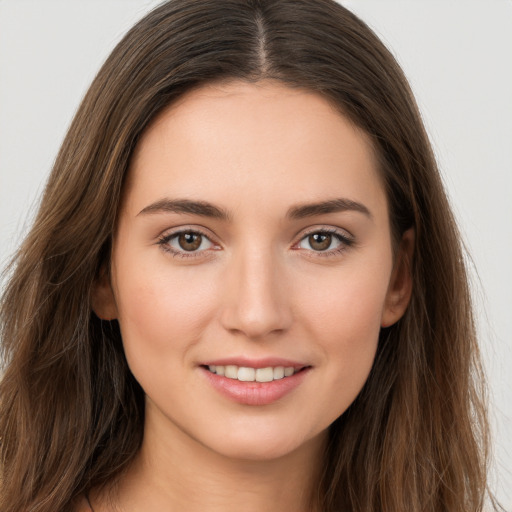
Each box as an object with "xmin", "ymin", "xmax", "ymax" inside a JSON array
[
  {"xmin": 179, "ymin": 233, "xmax": 201, "ymax": 251},
  {"xmin": 309, "ymin": 233, "xmax": 331, "ymax": 251}
]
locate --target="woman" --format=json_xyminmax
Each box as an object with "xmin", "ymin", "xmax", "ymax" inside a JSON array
[{"xmin": 0, "ymin": 1, "xmax": 497, "ymax": 511}]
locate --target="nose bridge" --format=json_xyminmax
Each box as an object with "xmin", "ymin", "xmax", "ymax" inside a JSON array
[{"xmin": 220, "ymin": 243, "xmax": 291, "ymax": 338}]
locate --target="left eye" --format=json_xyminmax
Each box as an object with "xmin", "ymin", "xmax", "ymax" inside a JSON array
[
  {"xmin": 297, "ymin": 232, "xmax": 345, "ymax": 252},
  {"xmin": 164, "ymin": 231, "xmax": 214, "ymax": 253}
]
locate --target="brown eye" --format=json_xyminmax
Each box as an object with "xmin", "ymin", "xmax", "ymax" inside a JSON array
[
  {"xmin": 308, "ymin": 233, "xmax": 332, "ymax": 251},
  {"xmin": 296, "ymin": 230, "xmax": 351, "ymax": 254},
  {"xmin": 160, "ymin": 229, "xmax": 216, "ymax": 256},
  {"xmin": 178, "ymin": 232, "xmax": 202, "ymax": 251}
]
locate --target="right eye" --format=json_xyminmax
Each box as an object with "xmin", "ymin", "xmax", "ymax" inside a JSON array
[{"xmin": 158, "ymin": 230, "xmax": 216, "ymax": 257}]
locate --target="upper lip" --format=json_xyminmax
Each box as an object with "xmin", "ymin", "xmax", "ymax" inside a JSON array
[{"xmin": 200, "ymin": 357, "xmax": 309, "ymax": 370}]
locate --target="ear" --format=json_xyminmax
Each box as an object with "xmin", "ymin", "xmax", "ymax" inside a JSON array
[
  {"xmin": 381, "ymin": 228, "xmax": 415, "ymax": 328},
  {"xmin": 91, "ymin": 266, "xmax": 118, "ymax": 321}
]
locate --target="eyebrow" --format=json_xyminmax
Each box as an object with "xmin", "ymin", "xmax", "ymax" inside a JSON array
[
  {"xmin": 138, "ymin": 198, "xmax": 231, "ymax": 220},
  {"xmin": 286, "ymin": 198, "xmax": 372, "ymax": 220},
  {"xmin": 137, "ymin": 197, "xmax": 371, "ymax": 221}
]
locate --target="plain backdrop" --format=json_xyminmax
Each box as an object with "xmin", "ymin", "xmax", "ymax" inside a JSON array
[{"xmin": 0, "ymin": 0, "xmax": 511, "ymax": 507}]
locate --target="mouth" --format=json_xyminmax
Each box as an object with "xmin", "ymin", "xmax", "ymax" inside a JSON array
[
  {"xmin": 199, "ymin": 362, "xmax": 312, "ymax": 405},
  {"xmin": 201, "ymin": 364, "xmax": 309, "ymax": 383}
]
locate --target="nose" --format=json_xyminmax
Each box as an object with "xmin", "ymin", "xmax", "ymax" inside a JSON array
[{"xmin": 220, "ymin": 248, "xmax": 292, "ymax": 339}]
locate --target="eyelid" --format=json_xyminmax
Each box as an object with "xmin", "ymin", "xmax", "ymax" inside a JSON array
[
  {"xmin": 294, "ymin": 225, "xmax": 354, "ymax": 242},
  {"xmin": 157, "ymin": 226, "xmax": 221, "ymax": 258},
  {"xmin": 156, "ymin": 223, "xmax": 217, "ymax": 238},
  {"xmin": 292, "ymin": 226, "xmax": 355, "ymax": 255},
  {"xmin": 156, "ymin": 224, "xmax": 355, "ymax": 259}
]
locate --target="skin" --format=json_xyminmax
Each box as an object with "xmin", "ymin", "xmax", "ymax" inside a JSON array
[{"xmin": 91, "ymin": 80, "xmax": 413, "ymax": 512}]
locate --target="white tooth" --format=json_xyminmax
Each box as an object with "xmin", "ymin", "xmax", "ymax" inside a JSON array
[
  {"xmin": 208, "ymin": 365, "xmax": 216, "ymax": 373},
  {"xmin": 255, "ymin": 367, "xmax": 274, "ymax": 382},
  {"xmin": 225, "ymin": 365, "xmax": 238, "ymax": 379},
  {"xmin": 273, "ymin": 366, "xmax": 285, "ymax": 380},
  {"xmin": 284, "ymin": 367, "xmax": 295, "ymax": 377},
  {"xmin": 216, "ymin": 365, "xmax": 225, "ymax": 376},
  {"xmin": 238, "ymin": 367, "xmax": 256, "ymax": 382}
]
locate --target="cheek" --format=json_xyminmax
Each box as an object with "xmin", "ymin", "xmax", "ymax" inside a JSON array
[
  {"xmin": 296, "ymin": 260, "xmax": 391, "ymax": 415},
  {"xmin": 113, "ymin": 261, "xmax": 218, "ymax": 370},
  {"xmin": 300, "ymin": 256, "xmax": 391, "ymax": 339}
]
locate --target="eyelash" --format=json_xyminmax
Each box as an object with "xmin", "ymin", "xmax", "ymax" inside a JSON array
[
  {"xmin": 157, "ymin": 227, "xmax": 355, "ymax": 259},
  {"xmin": 295, "ymin": 227, "xmax": 355, "ymax": 257},
  {"xmin": 157, "ymin": 228, "xmax": 217, "ymax": 259}
]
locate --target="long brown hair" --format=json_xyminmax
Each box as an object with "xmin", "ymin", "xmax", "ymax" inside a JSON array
[{"xmin": 0, "ymin": 1, "xmax": 494, "ymax": 510}]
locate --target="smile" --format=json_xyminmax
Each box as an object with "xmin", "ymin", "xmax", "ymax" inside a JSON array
[
  {"xmin": 206, "ymin": 364, "xmax": 297, "ymax": 382},
  {"xmin": 200, "ymin": 362, "xmax": 311, "ymax": 405}
]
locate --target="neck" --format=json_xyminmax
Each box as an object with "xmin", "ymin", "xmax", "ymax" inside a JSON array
[{"xmin": 96, "ymin": 407, "xmax": 326, "ymax": 512}]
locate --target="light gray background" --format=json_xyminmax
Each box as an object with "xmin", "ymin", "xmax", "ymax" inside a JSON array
[{"xmin": 0, "ymin": 0, "xmax": 510, "ymax": 507}]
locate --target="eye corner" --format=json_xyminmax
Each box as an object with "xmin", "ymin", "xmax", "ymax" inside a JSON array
[
  {"xmin": 156, "ymin": 227, "xmax": 221, "ymax": 259},
  {"xmin": 293, "ymin": 227, "xmax": 356, "ymax": 257}
]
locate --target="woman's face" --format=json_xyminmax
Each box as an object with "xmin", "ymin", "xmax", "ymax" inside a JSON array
[{"xmin": 95, "ymin": 80, "xmax": 412, "ymax": 462}]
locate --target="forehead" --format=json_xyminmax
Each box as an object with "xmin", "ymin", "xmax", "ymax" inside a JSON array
[{"xmin": 124, "ymin": 80, "xmax": 385, "ymax": 219}]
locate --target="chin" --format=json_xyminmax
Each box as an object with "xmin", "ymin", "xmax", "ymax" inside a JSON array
[{"xmin": 197, "ymin": 423, "xmax": 326, "ymax": 463}]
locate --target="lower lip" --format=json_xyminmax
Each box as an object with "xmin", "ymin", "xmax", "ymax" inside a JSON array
[{"xmin": 201, "ymin": 367, "xmax": 310, "ymax": 406}]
